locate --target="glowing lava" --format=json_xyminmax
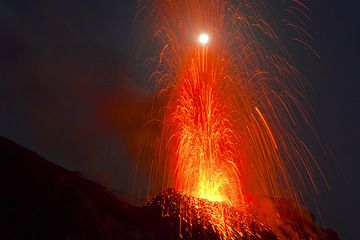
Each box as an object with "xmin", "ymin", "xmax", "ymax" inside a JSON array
[
  {"xmin": 169, "ymin": 45, "xmax": 243, "ymax": 205},
  {"xmin": 134, "ymin": 0, "xmax": 326, "ymax": 239}
]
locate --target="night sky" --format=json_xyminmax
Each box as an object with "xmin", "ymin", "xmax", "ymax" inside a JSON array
[{"xmin": 0, "ymin": 1, "xmax": 359, "ymax": 239}]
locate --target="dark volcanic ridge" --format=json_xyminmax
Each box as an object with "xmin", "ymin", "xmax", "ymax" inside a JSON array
[
  {"xmin": 146, "ymin": 188, "xmax": 338, "ymax": 240},
  {"xmin": 1, "ymin": 136, "xmax": 338, "ymax": 239}
]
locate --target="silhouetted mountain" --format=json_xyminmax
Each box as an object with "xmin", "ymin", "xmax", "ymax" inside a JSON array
[{"xmin": 1, "ymin": 136, "xmax": 338, "ymax": 239}]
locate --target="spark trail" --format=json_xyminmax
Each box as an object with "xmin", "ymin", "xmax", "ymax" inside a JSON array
[{"xmin": 134, "ymin": 0, "xmax": 326, "ymax": 238}]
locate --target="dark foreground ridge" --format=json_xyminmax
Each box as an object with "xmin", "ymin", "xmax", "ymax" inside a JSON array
[{"xmin": 1, "ymin": 136, "xmax": 339, "ymax": 239}]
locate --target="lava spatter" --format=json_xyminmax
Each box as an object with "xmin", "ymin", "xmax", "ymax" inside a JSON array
[{"xmin": 134, "ymin": 1, "xmax": 327, "ymax": 239}]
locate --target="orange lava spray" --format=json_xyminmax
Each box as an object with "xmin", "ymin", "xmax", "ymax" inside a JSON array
[{"xmin": 134, "ymin": 0, "xmax": 326, "ymax": 238}]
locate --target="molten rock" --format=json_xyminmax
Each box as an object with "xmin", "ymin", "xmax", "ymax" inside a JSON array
[{"xmin": 146, "ymin": 188, "xmax": 338, "ymax": 240}]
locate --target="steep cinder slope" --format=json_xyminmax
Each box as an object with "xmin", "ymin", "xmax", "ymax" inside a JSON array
[
  {"xmin": 0, "ymin": 136, "xmax": 339, "ymax": 240},
  {"xmin": 1, "ymin": 136, "xmax": 136, "ymax": 239}
]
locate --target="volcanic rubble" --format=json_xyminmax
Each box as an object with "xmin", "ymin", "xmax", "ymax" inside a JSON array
[{"xmin": 1, "ymin": 136, "xmax": 338, "ymax": 239}]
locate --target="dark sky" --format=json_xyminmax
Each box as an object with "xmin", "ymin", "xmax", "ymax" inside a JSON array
[{"xmin": 0, "ymin": 0, "xmax": 359, "ymax": 239}]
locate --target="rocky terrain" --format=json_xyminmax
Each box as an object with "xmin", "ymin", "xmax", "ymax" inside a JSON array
[{"xmin": 1, "ymin": 136, "xmax": 339, "ymax": 239}]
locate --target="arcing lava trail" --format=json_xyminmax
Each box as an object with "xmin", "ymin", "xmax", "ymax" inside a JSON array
[{"xmin": 134, "ymin": 0, "xmax": 328, "ymax": 239}]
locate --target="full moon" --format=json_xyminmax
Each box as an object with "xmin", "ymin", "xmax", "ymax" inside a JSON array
[{"xmin": 199, "ymin": 33, "xmax": 209, "ymax": 44}]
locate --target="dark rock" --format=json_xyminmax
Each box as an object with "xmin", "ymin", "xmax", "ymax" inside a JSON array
[{"xmin": 0, "ymin": 136, "xmax": 339, "ymax": 239}]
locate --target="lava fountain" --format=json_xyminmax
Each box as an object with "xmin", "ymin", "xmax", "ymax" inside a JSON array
[{"xmin": 134, "ymin": 0, "xmax": 327, "ymax": 239}]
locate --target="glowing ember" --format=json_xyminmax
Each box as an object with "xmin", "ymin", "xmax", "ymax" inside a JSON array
[{"xmin": 134, "ymin": 0, "xmax": 326, "ymax": 239}]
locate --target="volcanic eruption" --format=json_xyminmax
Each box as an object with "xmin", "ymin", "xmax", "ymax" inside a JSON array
[
  {"xmin": 0, "ymin": 0, "xmax": 345, "ymax": 239},
  {"xmin": 133, "ymin": 0, "xmax": 331, "ymax": 239}
]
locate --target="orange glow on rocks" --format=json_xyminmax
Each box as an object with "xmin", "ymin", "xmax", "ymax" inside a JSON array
[{"xmin": 134, "ymin": 0, "xmax": 326, "ymax": 238}]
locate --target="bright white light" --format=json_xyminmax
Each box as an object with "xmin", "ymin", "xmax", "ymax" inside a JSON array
[{"xmin": 199, "ymin": 33, "xmax": 209, "ymax": 44}]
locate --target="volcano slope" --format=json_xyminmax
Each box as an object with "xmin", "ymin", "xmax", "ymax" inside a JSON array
[{"xmin": 1, "ymin": 136, "xmax": 338, "ymax": 239}]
